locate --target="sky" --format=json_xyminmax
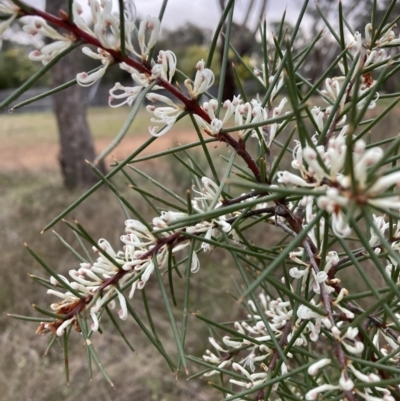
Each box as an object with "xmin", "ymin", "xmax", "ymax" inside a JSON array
[
  {"xmin": 131, "ymin": 0, "xmax": 301, "ymax": 29},
  {"xmin": 24, "ymin": 0, "xmax": 302, "ymax": 30}
]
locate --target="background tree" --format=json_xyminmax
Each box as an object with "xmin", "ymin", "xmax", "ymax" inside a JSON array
[
  {"xmin": 217, "ymin": 0, "xmax": 267, "ymax": 101},
  {"xmin": 46, "ymin": 0, "xmax": 106, "ymax": 189},
  {"xmin": 155, "ymin": 22, "xmax": 214, "ymax": 79}
]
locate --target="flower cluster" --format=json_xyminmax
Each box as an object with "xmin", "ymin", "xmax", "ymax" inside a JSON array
[
  {"xmin": 0, "ymin": 0, "xmax": 19, "ymax": 49},
  {"xmin": 73, "ymin": 0, "xmax": 120, "ymax": 49},
  {"xmin": 36, "ymin": 177, "xmax": 236, "ymax": 336},
  {"xmin": 72, "ymin": 0, "xmax": 152, "ymax": 54},
  {"xmin": 201, "ymin": 285, "xmax": 400, "ymax": 400},
  {"xmin": 75, "ymin": 10, "xmax": 161, "ymax": 88},
  {"xmin": 193, "ymin": 93, "xmax": 287, "ymax": 143},
  {"xmin": 202, "ymin": 293, "xmax": 290, "ymax": 391},
  {"xmin": 37, "ymin": 218, "xmax": 189, "ymax": 336},
  {"xmin": 145, "ymin": 93, "xmax": 184, "ymax": 136},
  {"xmin": 184, "ymin": 59, "xmax": 215, "ymax": 99},
  {"xmin": 278, "ymin": 131, "xmax": 400, "ymax": 237},
  {"xmin": 145, "ymin": 59, "xmax": 217, "ymax": 136},
  {"xmin": 77, "ymin": 46, "xmax": 113, "ymax": 86},
  {"xmin": 23, "ymin": 17, "xmax": 74, "ymax": 64},
  {"xmin": 18, "ymin": 0, "xmax": 165, "ymax": 103},
  {"xmin": 189, "ymin": 177, "xmax": 232, "ymax": 251}
]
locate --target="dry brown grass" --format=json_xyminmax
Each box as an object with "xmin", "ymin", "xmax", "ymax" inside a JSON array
[{"xmin": 0, "ymin": 155, "xmax": 249, "ymax": 400}]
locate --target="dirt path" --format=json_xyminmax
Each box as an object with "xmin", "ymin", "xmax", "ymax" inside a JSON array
[{"xmin": 0, "ymin": 130, "xmax": 200, "ymax": 171}]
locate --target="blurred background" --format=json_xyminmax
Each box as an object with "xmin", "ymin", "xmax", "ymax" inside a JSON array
[{"xmin": 1, "ymin": 0, "xmax": 400, "ymax": 400}]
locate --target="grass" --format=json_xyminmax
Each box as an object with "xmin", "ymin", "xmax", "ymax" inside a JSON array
[{"xmin": 0, "ymin": 107, "xmax": 194, "ymax": 145}]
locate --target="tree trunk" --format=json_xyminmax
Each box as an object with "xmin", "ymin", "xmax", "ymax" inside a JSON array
[
  {"xmin": 46, "ymin": 0, "xmax": 106, "ymax": 189},
  {"xmin": 220, "ymin": 48, "xmax": 236, "ymax": 101}
]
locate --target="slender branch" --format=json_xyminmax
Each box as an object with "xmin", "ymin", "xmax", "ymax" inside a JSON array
[
  {"xmin": 303, "ymin": 240, "xmax": 356, "ymax": 401},
  {"xmin": 38, "ymin": 206, "xmax": 287, "ymax": 327},
  {"xmin": 216, "ymin": 134, "xmax": 262, "ymax": 182},
  {"xmin": 275, "ymin": 221, "xmax": 297, "ymax": 237},
  {"xmin": 221, "ymin": 191, "xmax": 262, "ymax": 206}
]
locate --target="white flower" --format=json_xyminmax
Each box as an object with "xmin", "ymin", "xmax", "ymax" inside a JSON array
[
  {"xmin": 157, "ymin": 50, "xmax": 177, "ymax": 82},
  {"xmin": 73, "ymin": 0, "xmax": 137, "ymax": 51},
  {"xmin": 47, "ymin": 288, "xmax": 78, "ymax": 303},
  {"xmin": 277, "ymin": 171, "xmax": 314, "ymax": 187},
  {"xmin": 375, "ymin": 25, "xmax": 400, "ymax": 48},
  {"xmin": 368, "ymin": 171, "xmax": 400, "ymax": 194},
  {"xmin": 339, "ymin": 370, "xmax": 354, "ymax": 391},
  {"xmin": 348, "ymin": 363, "xmax": 380, "ymax": 383},
  {"xmin": 209, "ymin": 337, "xmax": 228, "ymax": 353},
  {"xmin": 56, "ymin": 318, "xmax": 75, "ymax": 337},
  {"xmin": 195, "ymin": 98, "xmax": 238, "ymax": 134},
  {"xmin": 109, "ymin": 82, "xmax": 143, "ymax": 107},
  {"xmin": 251, "ymin": 97, "xmax": 287, "ymax": 147},
  {"xmin": 23, "ymin": 18, "xmax": 74, "ymax": 64},
  {"xmin": 305, "ymin": 384, "xmax": 339, "ymax": 400},
  {"xmin": 189, "ymin": 177, "xmax": 233, "ymax": 251},
  {"xmin": 324, "ymin": 251, "xmax": 339, "ymax": 272},
  {"xmin": 289, "ymin": 267, "xmax": 309, "ymax": 279},
  {"xmin": 233, "ymin": 102, "xmax": 265, "ymax": 139},
  {"xmin": 138, "ymin": 16, "xmax": 160, "ymax": 59},
  {"xmin": 331, "ymin": 326, "xmax": 364, "ymax": 355},
  {"xmin": 192, "ymin": 176, "xmax": 221, "ymax": 204},
  {"xmin": 120, "ymin": 62, "xmax": 150, "ymax": 87},
  {"xmin": 184, "ymin": 60, "xmax": 215, "ymax": 98},
  {"xmin": 331, "ymin": 208, "xmax": 352, "ymax": 238},
  {"xmin": 93, "ymin": 0, "xmax": 120, "ymax": 49},
  {"xmin": 0, "ymin": 1, "xmax": 19, "ymax": 49},
  {"xmin": 28, "ymin": 40, "xmax": 72, "ymax": 65},
  {"xmin": 369, "ymin": 214, "xmax": 389, "ymax": 247},
  {"xmin": 116, "ymin": 288, "xmax": 128, "ymax": 320},
  {"xmin": 77, "ymin": 47, "xmax": 113, "ymax": 87},
  {"xmin": 146, "ymin": 93, "xmax": 183, "ymax": 136},
  {"xmin": 23, "ymin": 17, "xmax": 65, "ymax": 40},
  {"xmin": 297, "ymin": 305, "xmax": 321, "ymax": 320},
  {"xmin": 72, "ymin": 2, "xmax": 93, "ymax": 35},
  {"xmin": 311, "ymin": 106, "xmax": 325, "ymax": 132},
  {"xmin": 307, "ymin": 358, "xmax": 331, "ymax": 376},
  {"xmin": 297, "ymin": 304, "xmax": 327, "ymax": 341}
]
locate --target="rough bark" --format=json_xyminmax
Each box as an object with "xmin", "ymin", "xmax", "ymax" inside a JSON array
[{"xmin": 46, "ymin": 0, "xmax": 106, "ymax": 189}]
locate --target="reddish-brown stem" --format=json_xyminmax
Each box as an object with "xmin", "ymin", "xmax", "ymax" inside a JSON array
[
  {"xmin": 216, "ymin": 134, "xmax": 262, "ymax": 182},
  {"xmin": 43, "ymin": 205, "xmax": 283, "ymax": 325},
  {"xmin": 221, "ymin": 191, "xmax": 261, "ymax": 206},
  {"xmin": 19, "ymin": 4, "xmax": 262, "ymax": 183}
]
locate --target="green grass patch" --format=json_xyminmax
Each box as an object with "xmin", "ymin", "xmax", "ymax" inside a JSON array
[{"xmin": 0, "ymin": 106, "xmax": 195, "ymax": 145}]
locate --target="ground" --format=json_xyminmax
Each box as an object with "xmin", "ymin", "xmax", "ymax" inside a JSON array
[
  {"xmin": 0, "ymin": 131, "xmax": 197, "ymax": 171},
  {"xmin": 0, "ymin": 107, "xmax": 199, "ymax": 171}
]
